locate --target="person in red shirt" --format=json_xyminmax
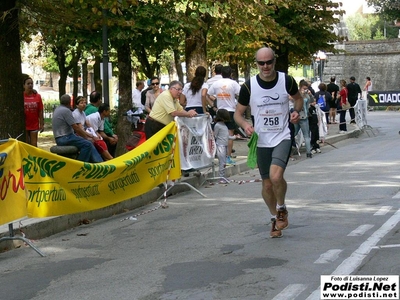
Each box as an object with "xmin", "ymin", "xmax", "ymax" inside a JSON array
[
  {"xmin": 337, "ymin": 79, "xmax": 348, "ymax": 133},
  {"xmin": 23, "ymin": 77, "xmax": 44, "ymax": 146}
]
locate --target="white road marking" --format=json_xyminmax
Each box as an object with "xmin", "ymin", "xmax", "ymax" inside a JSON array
[
  {"xmin": 314, "ymin": 249, "xmax": 342, "ymax": 264},
  {"xmin": 374, "ymin": 206, "xmax": 392, "ymax": 215},
  {"xmin": 306, "ymin": 208, "xmax": 400, "ymax": 300},
  {"xmin": 392, "ymin": 192, "xmax": 400, "ymax": 198},
  {"xmin": 347, "ymin": 224, "xmax": 374, "ymax": 236},
  {"xmin": 372, "ymin": 244, "xmax": 400, "ymax": 249},
  {"xmin": 271, "ymin": 284, "xmax": 308, "ymax": 300}
]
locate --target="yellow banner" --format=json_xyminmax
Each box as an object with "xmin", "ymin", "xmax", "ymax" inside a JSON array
[
  {"xmin": 0, "ymin": 140, "xmax": 27, "ymax": 225},
  {"xmin": 0, "ymin": 123, "xmax": 180, "ymax": 224}
]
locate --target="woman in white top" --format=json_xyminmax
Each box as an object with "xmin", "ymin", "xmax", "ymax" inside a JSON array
[
  {"xmin": 364, "ymin": 76, "xmax": 372, "ymax": 92},
  {"xmin": 362, "ymin": 76, "xmax": 373, "ymax": 100},
  {"xmin": 180, "ymin": 66, "xmax": 208, "ymax": 114}
]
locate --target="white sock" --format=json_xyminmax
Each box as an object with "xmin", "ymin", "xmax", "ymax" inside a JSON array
[{"xmin": 276, "ymin": 204, "xmax": 286, "ymax": 210}]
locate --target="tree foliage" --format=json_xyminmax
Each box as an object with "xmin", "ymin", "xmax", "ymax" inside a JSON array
[
  {"xmin": 346, "ymin": 12, "xmax": 398, "ymax": 40},
  {"xmin": 207, "ymin": 0, "xmax": 343, "ymax": 73},
  {"xmin": 270, "ymin": 0, "xmax": 343, "ymax": 72},
  {"xmin": 207, "ymin": 0, "xmax": 281, "ymax": 75},
  {"xmin": 367, "ymin": 0, "xmax": 400, "ymax": 22},
  {"xmin": 346, "ymin": 13, "xmax": 376, "ymax": 40},
  {"xmin": 1, "ymin": 0, "xmax": 351, "ymax": 145},
  {"xmin": 16, "ymin": 0, "xmax": 344, "ymax": 83}
]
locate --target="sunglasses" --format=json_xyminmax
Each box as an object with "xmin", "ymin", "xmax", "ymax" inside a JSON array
[
  {"xmin": 151, "ymin": 82, "xmax": 160, "ymax": 86},
  {"xmin": 171, "ymin": 86, "xmax": 183, "ymax": 92},
  {"xmin": 256, "ymin": 59, "xmax": 274, "ymax": 66}
]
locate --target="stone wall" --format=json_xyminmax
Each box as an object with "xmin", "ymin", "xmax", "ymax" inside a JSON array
[{"xmin": 322, "ymin": 39, "xmax": 400, "ymax": 91}]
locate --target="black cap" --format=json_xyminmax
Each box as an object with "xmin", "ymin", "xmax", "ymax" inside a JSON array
[{"xmin": 350, "ymin": 76, "xmax": 355, "ymax": 81}]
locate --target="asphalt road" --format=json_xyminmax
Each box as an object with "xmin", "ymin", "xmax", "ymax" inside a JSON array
[{"xmin": 1, "ymin": 111, "xmax": 399, "ymax": 300}]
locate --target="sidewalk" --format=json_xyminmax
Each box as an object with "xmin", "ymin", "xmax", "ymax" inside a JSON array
[{"xmin": 0, "ymin": 122, "xmax": 362, "ymax": 251}]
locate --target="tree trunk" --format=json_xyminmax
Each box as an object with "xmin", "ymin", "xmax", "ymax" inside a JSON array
[
  {"xmin": 58, "ymin": 71, "xmax": 68, "ymax": 100},
  {"xmin": 185, "ymin": 28, "xmax": 207, "ymax": 82},
  {"xmin": 274, "ymin": 47, "xmax": 289, "ymax": 73},
  {"xmin": 72, "ymin": 62, "xmax": 79, "ymax": 100},
  {"xmin": 69, "ymin": 48, "xmax": 81, "ymax": 100},
  {"xmin": 131, "ymin": 68, "xmax": 137, "ymax": 91},
  {"xmin": 173, "ymin": 49, "xmax": 184, "ymax": 83},
  {"xmin": 0, "ymin": 0, "xmax": 25, "ymax": 141},
  {"xmin": 115, "ymin": 43, "xmax": 133, "ymax": 157},
  {"xmin": 54, "ymin": 46, "xmax": 69, "ymax": 99},
  {"xmin": 243, "ymin": 62, "xmax": 251, "ymax": 81},
  {"xmin": 49, "ymin": 72, "xmax": 54, "ymax": 88},
  {"xmin": 82, "ymin": 60, "xmax": 88, "ymax": 98},
  {"xmin": 94, "ymin": 56, "xmax": 102, "ymax": 93},
  {"xmin": 228, "ymin": 61, "xmax": 239, "ymax": 82},
  {"xmin": 167, "ymin": 60, "xmax": 175, "ymax": 83},
  {"xmin": 134, "ymin": 45, "xmax": 156, "ymax": 79},
  {"xmin": 54, "ymin": 47, "xmax": 65, "ymax": 97}
]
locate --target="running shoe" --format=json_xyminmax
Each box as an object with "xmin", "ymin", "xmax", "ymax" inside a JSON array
[
  {"xmin": 226, "ymin": 156, "xmax": 236, "ymax": 165},
  {"xmin": 276, "ymin": 208, "xmax": 289, "ymax": 230},
  {"xmin": 270, "ymin": 219, "xmax": 282, "ymax": 238},
  {"xmin": 316, "ymin": 148, "xmax": 321, "ymax": 153}
]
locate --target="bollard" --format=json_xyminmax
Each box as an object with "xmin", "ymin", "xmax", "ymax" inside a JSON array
[{"xmin": 50, "ymin": 145, "xmax": 79, "ymax": 159}]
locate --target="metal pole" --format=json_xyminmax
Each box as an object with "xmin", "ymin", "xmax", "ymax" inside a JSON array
[
  {"xmin": 0, "ymin": 223, "xmax": 46, "ymax": 257},
  {"xmin": 384, "ymin": 20, "xmax": 386, "ymax": 38},
  {"xmin": 8, "ymin": 223, "xmax": 13, "ymax": 237},
  {"xmin": 320, "ymin": 59, "xmax": 324, "ymax": 82},
  {"xmin": 102, "ymin": 9, "xmax": 110, "ymax": 105}
]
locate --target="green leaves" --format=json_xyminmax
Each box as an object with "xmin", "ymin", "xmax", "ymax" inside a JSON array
[
  {"xmin": 17, "ymin": 0, "xmax": 346, "ymax": 78},
  {"xmin": 367, "ymin": 0, "xmax": 400, "ymax": 21}
]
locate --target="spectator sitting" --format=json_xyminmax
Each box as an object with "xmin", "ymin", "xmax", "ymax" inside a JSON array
[
  {"xmin": 132, "ymin": 81, "xmax": 145, "ymax": 110},
  {"xmin": 72, "ymin": 96, "xmax": 113, "ymax": 160},
  {"xmin": 85, "ymin": 103, "xmax": 115, "ymax": 161},
  {"xmin": 85, "ymin": 91, "xmax": 118, "ymax": 156},
  {"xmin": 52, "ymin": 94, "xmax": 103, "ymax": 163},
  {"xmin": 72, "ymin": 96, "xmax": 95, "ymax": 141}
]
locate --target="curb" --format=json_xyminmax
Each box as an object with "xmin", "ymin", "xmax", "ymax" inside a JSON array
[{"xmin": 0, "ymin": 129, "xmax": 360, "ymax": 251}]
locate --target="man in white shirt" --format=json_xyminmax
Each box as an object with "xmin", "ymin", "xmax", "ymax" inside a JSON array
[
  {"xmin": 204, "ymin": 64, "xmax": 223, "ymax": 117},
  {"xmin": 132, "ymin": 81, "xmax": 145, "ymax": 109},
  {"xmin": 206, "ymin": 64, "xmax": 223, "ymax": 87},
  {"xmin": 208, "ymin": 66, "xmax": 241, "ymax": 165},
  {"xmin": 86, "ymin": 103, "xmax": 114, "ymax": 160}
]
